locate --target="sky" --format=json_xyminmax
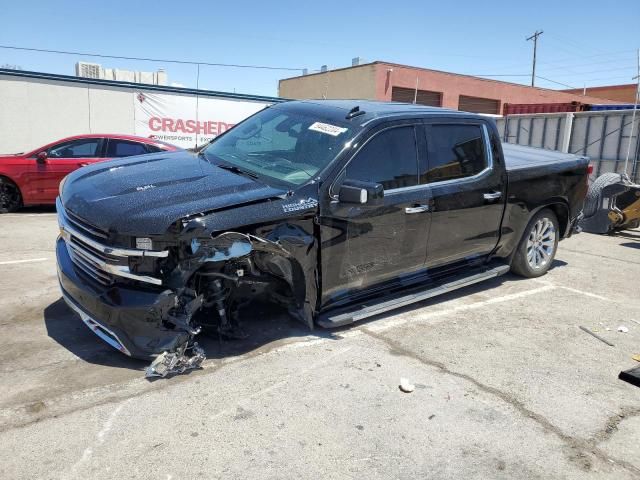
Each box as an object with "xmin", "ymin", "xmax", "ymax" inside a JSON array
[{"xmin": 0, "ymin": 0, "xmax": 638, "ymax": 97}]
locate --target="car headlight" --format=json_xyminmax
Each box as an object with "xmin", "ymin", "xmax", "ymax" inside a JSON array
[{"xmin": 59, "ymin": 175, "xmax": 68, "ymax": 197}]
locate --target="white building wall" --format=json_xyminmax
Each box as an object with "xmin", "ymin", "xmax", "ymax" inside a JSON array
[
  {"xmin": 88, "ymin": 85, "xmax": 135, "ymax": 135},
  {"xmin": 0, "ymin": 74, "xmax": 134, "ymax": 152}
]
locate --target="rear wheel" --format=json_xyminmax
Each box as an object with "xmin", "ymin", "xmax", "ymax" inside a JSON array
[
  {"xmin": 0, "ymin": 177, "xmax": 22, "ymax": 213},
  {"xmin": 582, "ymin": 172, "xmax": 621, "ymax": 218},
  {"xmin": 511, "ymin": 209, "xmax": 559, "ymax": 278}
]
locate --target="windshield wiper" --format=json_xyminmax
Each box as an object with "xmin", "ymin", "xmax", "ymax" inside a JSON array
[{"xmin": 215, "ymin": 163, "xmax": 260, "ymax": 180}]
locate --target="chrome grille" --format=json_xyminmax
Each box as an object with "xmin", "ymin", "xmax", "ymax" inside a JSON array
[
  {"xmin": 57, "ymin": 199, "xmax": 168, "ymax": 286},
  {"xmin": 67, "ymin": 238, "xmax": 119, "ymax": 286},
  {"xmin": 65, "ymin": 208, "xmax": 109, "ymax": 240}
]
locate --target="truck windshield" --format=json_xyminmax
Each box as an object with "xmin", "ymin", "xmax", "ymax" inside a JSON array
[{"xmin": 200, "ymin": 106, "xmax": 353, "ymax": 186}]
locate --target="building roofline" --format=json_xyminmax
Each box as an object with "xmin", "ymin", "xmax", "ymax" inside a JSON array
[
  {"xmin": 279, "ymin": 62, "xmax": 376, "ymax": 82},
  {"xmin": 279, "ymin": 60, "xmax": 618, "ymax": 104},
  {"xmin": 0, "ymin": 68, "xmax": 284, "ymax": 103}
]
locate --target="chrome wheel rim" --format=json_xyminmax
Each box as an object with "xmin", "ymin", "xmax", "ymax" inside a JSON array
[{"xmin": 526, "ymin": 217, "xmax": 556, "ymax": 270}]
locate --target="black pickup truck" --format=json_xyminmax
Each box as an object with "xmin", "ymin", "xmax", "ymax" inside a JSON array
[{"xmin": 56, "ymin": 100, "xmax": 589, "ymax": 376}]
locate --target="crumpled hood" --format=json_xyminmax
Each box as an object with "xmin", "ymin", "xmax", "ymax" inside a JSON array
[{"xmin": 61, "ymin": 151, "xmax": 286, "ymax": 235}]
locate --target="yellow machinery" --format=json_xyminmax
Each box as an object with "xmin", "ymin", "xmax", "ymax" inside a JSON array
[{"xmin": 581, "ymin": 173, "xmax": 640, "ymax": 234}]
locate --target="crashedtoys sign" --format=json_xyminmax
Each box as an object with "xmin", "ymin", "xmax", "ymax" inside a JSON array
[{"xmin": 134, "ymin": 91, "xmax": 271, "ymax": 148}]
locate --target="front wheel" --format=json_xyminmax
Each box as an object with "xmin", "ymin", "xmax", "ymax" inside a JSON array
[
  {"xmin": 511, "ymin": 209, "xmax": 559, "ymax": 278},
  {"xmin": 0, "ymin": 177, "xmax": 22, "ymax": 213}
]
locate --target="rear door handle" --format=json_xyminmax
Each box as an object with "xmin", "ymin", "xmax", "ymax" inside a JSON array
[
  {"xmin": 405, "ymin": 205, "xmax": 430, "ymax": 214},
  {"xmin": 483, "ymin": 191, "xmax": 502, "ymax": 200}
]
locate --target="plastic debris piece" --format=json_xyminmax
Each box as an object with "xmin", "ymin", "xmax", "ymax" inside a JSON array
[
  {"xmin": 618, "ymin": 326, "xmax": 629, "ymax": 333},
  {"xmin": 145, "ymin": 343, "xmax": 206, "ymax": 378},
  {"xmin": 632, "ymin": 354, "xmax": 640, "ymax": 362},
  {"xmin": 399, "ymin": 378, "xmax": 415, "ymax": 393}
]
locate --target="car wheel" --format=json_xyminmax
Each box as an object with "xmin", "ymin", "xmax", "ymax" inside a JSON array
[
  {"xmin": 0, "ymin": 177, "xmax": 22, "ymax": 213},
  {"xmin": 511, "ymin": 208, "xmax": 559, "ymax": 278}
]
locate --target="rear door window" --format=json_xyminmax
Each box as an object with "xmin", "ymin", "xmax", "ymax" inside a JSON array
[
  {"xmin": 422, "ymin": 124, "xmax": 488, "ymax": 183},
  {"xmin": 345, "ymin": 126, "xmax": 419, "ymax": 190},
  {"xmin": 106, "ymin": 139, "xmax": 149, "ymax": 157}
]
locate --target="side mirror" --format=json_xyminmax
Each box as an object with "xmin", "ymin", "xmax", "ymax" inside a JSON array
[
  {"xmin": 36, "ymin": 151, "xmax": 48, "ymax": 164},
  {"xmin": 338, "ymin": 179, "xmax": 384, "ymax": 206}
]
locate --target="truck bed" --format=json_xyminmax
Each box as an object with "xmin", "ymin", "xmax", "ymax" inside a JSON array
[{"xmin": 502, "ymin": 143, "xmax": 589, "ymax": 182}]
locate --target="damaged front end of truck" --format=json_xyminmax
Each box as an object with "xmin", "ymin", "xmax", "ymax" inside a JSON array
[
  {"xmin": 56, "ymin": 194, "xmax": 320, "ymax": 378},
  {"xmin": 145, "ymin": 207, "xmax": 320, "ymax": 377},
  {"xmin": 56, "ymin": 100, "xmax": 358, "ymax": 377}
]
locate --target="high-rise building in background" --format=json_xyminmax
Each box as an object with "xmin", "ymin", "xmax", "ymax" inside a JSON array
[
  {"xmin": 75, "ymin": 62, "xmax": 102, "ymax": 79},
  {"xmin": 75, "ymin": 62, "xmax": 167, "ymax": 85}
]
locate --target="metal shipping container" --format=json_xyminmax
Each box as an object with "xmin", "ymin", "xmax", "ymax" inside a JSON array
[
  {"xmin": 496, "ymin": 110, "xmax": 640, "ymax": 183},
  {"xmin": 588, "ymin": 104, "xmax": 640, "ymax": 112},
  {"xmin": 502, "ymin": 102, "xmax": 585, "ymax": 116}
]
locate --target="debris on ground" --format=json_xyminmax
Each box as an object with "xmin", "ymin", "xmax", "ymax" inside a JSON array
[
  {"xmin": 632, "ymin": 354, "xmax": 640, "ymax": 362},
  {"xmin": 579, "ymin": 326, "xmax": 615, "ymax": 347},
  {"xmin": 630, "ymin": 319, "xmax": 640, "ymax": 326},
  {"xmin": 145, "ymin": 343, "xmax": 206, "ymax": 378},
  {"xmin": 399, "ymin": 378, "xmax": 415, "ymax": 393},
  {"xmin": 617, "ymin": 325, "xmax": 629, "ymax": 333},
  {"xmin": 619, "ymin": 366, "xmax": 640, "ymax": 388}
]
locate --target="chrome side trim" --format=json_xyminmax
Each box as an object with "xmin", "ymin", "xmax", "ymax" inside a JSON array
[
  {"xmin": 61, "ymin": 288, "xmax": 132, "ymax": 356},
  {"xmin": 385, "ymin": 123, "xmax": 495, "ymax": 193},
  {"xmin": 329, "ymin": 121, "xmax": 496, "ymax": 198}
]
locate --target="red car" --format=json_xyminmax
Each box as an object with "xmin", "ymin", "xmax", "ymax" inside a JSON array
[{"xmin": 0, "ymin": 134, "xmax": 179, "ymax": 212}]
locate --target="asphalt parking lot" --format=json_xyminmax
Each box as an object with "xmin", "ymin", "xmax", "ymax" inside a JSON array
[{"xmin": 0, "ymin": 209, "xmax": 639, "ymax": 479}]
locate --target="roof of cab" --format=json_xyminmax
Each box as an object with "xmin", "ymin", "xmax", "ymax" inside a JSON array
[{"xmin": 275, "ymin": 99, "xmax": 478, "ymax": 126}]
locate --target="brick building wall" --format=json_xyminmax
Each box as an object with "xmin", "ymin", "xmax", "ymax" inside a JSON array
[{"xmin": 279, "ymin": 61, "xmax": 617, "ymax": 114}]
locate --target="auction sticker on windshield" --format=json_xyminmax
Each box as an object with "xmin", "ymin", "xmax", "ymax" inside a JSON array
[{"xmin": 308, "ymin": 122, "xmax": 348, "ymax": 136}]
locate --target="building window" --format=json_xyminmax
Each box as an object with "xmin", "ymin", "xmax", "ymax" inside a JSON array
[
  {"xmin": 392, "ymin": 87, "xmax": 442, "ymax": 107},
  {"xmin": 458, "ymin": 95, "xmax": 500, "ymax": 115}
]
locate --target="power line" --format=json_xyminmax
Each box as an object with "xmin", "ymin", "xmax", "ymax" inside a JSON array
[
  {"xmin": 537, "ymin": 56, "xmax": 637, "ymax": 73},
  {"xmin": 538, "ymin": 65, "xmax": 636, "ymax": 78},
  {"xmin": 470, "ymin": 74, "xmax": 531, "ymax": 77},
  {"xmin": 475, "ymin": 49, "xmax": 636, "ymax": 75},
  {"xmin": 534, "ymin": 75, "xmax": 578, "ymax": 89},
  {"xmin": 0, "ymin": 44, "xmax": 305, "ymax": 72}
]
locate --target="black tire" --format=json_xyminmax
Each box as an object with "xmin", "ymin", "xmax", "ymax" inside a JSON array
[
  {"xmin": 511, "ymin": 208, "xmax": 560, "ymax": 278},
  {"xmin": 582, "ymin": 172, "xmax": 621, "ymax": 218},
  {"xmin": 0, "ymin": 177, "xmax": 22, "ymax": 213}
]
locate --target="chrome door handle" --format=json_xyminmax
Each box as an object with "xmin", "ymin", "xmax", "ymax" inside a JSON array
[
  {"xmin": 405, "ymin": 205, "xmax": 430, "ymax": 214},
  {"xmin": 483, "ymin": 191, "xmax": 502, "ymax": 200}
]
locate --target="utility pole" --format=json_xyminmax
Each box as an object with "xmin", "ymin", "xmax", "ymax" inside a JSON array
[
  {"xmin": 624, "ymin": 48, "xmax": 640, "ymax": 178},
  {"xmin": 526, "ymin": 30, "xmax": 543, "ymax": 87}
]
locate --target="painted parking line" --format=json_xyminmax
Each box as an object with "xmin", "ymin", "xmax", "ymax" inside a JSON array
[
  {"xmin": 0, "ymin": 258, "xmax": 48, "ymax": 265},
  {"xmin": 532, "ymin": 278, "xmax": 612, "ymax": 302}
]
